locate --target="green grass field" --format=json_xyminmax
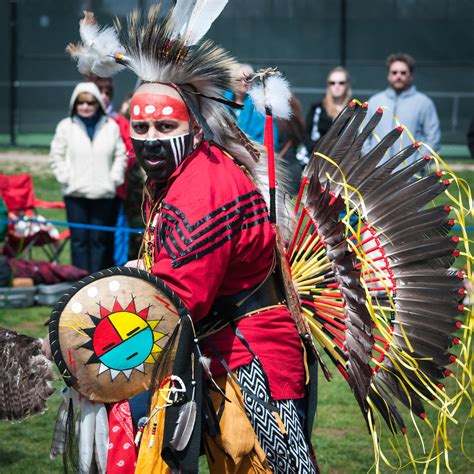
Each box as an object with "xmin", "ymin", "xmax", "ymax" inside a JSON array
[{"xmin": 0, "ymin": 161, "xmax": 472, "ymax": 473}]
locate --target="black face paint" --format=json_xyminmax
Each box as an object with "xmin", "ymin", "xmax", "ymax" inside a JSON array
[{"xmin": 132, "ymin": 132, "xmax": 193, "ymax": 182}]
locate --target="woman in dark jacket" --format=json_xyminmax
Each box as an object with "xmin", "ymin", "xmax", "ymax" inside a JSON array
[{"xmin": 302, "ymin": 66, "xmax": 352, "ymax": 161}]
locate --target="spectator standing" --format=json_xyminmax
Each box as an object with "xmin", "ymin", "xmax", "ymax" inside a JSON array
[
  {"xmin": 49, "ymin": 82, "xmax": 127, "ymax": 273},
  {"xmin": 364, "ymin": 52, "xmax": 441, "ymax": 163},
  {"xmin": 298, "ymin": 66, "xmax": 352, "ymax": 165}
]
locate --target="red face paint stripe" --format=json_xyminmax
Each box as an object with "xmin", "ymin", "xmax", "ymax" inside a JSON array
[{"xmin": 130, "ymin": 93, "xmax": 189, "ymax": 122}]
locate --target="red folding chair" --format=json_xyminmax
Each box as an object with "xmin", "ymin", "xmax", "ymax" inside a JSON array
[{"xmin": 0, "ymin": 174, "xmax": 70, "ymax": 263}]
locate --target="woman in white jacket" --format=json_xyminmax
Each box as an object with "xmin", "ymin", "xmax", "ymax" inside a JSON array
[{"xmin": 49, "ymin": 82, "xmax": 127, "ymax": 273}]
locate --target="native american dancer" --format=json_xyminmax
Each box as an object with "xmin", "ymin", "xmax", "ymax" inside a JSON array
[
  {"xmin": 49, "ymin": 3, "xmax": 317, "ymax": 473},
  {"xmin": 1, "ymin": 1, "xmax": 472, "ymax": 473}
]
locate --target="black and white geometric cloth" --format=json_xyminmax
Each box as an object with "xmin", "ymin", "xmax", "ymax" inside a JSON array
[{"xmin": 237, "ymin": 359, "xmax": 317, "ymax": 474}]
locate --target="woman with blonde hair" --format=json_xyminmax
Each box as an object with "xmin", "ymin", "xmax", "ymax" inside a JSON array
[{"xmin": 302, "ymin": 66, "xmax": 352, "ymax": 159}]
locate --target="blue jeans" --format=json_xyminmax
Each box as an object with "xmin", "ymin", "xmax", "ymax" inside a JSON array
[
  {"xmin": 113, "ymin": 202, "xmax": 130, "ymax": 266},
  {"xmin": 64, "ymin": 196, "xmax": 117, "ymax": 273}
]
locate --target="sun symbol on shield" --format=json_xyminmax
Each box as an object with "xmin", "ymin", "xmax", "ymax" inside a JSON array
[{"xmin": 80, "ymin": 296, "xmax": 166, "ymax": 380}]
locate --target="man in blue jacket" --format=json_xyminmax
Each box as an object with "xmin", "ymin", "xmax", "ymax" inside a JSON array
[{"xmin": 364, "ymin": 52, "xmax": 441, "ymax": 164}]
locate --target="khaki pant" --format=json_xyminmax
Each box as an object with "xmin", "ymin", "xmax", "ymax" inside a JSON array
[
  {"xmin": 204, "ymin": 374, "xmax": 272, "ymax": 473},
  {"xmin": 135, "ymin": 374, "xmax": 272, "ymax": 473}
]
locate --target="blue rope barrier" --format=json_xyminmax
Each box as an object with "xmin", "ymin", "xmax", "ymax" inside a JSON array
[
  {"xmin": 0, "ymin": 218, "xmax": 144, "ymax": 234},
  {"xmin": 1, "ymin": 218, "xmax": 473, "ymax": 234}
]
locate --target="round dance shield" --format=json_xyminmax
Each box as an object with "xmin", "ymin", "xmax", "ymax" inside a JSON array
[{"xmin": 49, "ymin": 267, "xmax": 185, "ymax": 402}]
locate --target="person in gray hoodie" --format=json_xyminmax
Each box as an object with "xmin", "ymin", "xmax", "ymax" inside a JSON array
[
  {"xmin": 364, "ymin": 52, "xmax": 441, "ymax": 164},
  {"xmin": 49, "ymin": 82, "xmax": 127, "ymax": 273}
]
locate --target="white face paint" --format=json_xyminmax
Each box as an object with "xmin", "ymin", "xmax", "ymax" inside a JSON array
[
  {"xmin": 144, "ymin": 104, "xmax": 156, "ymax": 114},
  {"xmin": 162, "ymin": 106, "xmax": 174, "ymax": 116}
]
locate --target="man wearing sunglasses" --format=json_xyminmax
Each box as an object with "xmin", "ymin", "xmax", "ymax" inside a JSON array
[{"xmin": 364, "ymin": 52, "xmax": 440, "ymax": 163}]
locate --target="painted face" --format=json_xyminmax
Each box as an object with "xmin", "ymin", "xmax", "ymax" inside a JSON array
[
  {"xmin": 75, "ymin": 93, "xmax": 100, "ymax": 118},
  {"xmin": 130, "ymin": 86, "xmax": 194, "ymax": 183},
  {"xmin": 387, "ymin": 60, "xmax": 413, "ymax": 93}
]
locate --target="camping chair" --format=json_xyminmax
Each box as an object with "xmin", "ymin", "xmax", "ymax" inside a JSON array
[{"xmin": 0, "ymin": 174, "xmax": 70, "ymax": 263}]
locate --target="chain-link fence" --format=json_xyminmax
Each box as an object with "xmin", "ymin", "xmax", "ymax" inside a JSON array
[{"xmin": 1, "ymin": 0, "xmax": 473, "ymax": 148}]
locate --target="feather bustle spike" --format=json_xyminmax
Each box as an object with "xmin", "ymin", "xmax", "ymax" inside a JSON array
[{"xmin": 301, "ymin": 168, "xmax": 374, "ymax": 416}]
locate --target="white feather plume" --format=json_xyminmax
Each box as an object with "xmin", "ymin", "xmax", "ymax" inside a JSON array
[
  {"xmin": 248, "ymin": 75, "xmax": 292, "ymax": 120},
  {"xmin": 170, "ymin": 0, "xmax": 229, "ymax": 46},
  {"xmin": 169, "ymin": 0, "xmax": 197, "ymax": 37},
  {"xmin": 79, "ymin": 20, "xmax": 100, "ymax": 46},
  {"xmin": 67, "ymin": 12, "xmax": 125, "ymax": 77}
]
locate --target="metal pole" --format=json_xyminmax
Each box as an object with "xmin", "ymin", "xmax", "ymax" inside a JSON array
[
  {"xmin": 9, "ymin": 0, "xmax": 17, "ymax": 146},
  {"xmin": 340, "ymin": 0, "xmax": 347, "ymax": 67}
]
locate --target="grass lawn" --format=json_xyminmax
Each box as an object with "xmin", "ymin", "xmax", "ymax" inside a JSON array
[{"xmin": 0, "ymin": 162, "xmax": 472, "ymax": 473}]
